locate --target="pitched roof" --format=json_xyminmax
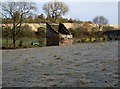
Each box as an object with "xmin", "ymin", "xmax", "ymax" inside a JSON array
[
  {"xmin": 46, "ymin": 22, "xmax": 58, "ymax": 38},
  {"xmin": 46, "ymin": 22, "xmax": 71, "ymax": 35},
  {"xmin": 46, "ymin": 22, "xmax": 58, "ymax": 34},
  {"xmin": 58, "ymin": 23, "xmax": 71, "ymax": 35},
  {"xmin": 51, "ymin": 24, "xmax": 59, "ymax": 32}
]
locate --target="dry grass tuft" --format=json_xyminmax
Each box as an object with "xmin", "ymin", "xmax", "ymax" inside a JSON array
[
  {"xmin": 53, "ymin": 55, "xmax": 63, "ymax": 60},
  {"xmin": 11, "ymin": 65, "xmax": 18, "ymax": 71},
  {"xmin": 20, "ymin": 59, "xmax": 30, "ymax": 65},
  {"xmin": 63, "ymin": 60, "xmax": 74, "ymax": 65},
  {"xmin": 47, "ymin": 61, "xmax": 54, "ymax": 66},
  {"xmin": 46, "ymin": 76, "xmax": 55, "ymax": 81},
  {"xmin": 77, "ymin": 79, "xmax": 86, "ymax": 84}
]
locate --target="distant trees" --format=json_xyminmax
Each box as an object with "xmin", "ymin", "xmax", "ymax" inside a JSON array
[
  {"xmin": 69, "ymin": 27, "xmax": 89, "ymax": 38},
  {"xmin": 1, "ymin": 2, "xmax": 37, "ymax": 47},
  {"xmin": 43, "ymin": 1, "xmax": 69, "ymax": 22},
  {"xmin": 25, "ymin": 16, "xmax": 34, "ymax": 23},
  {"xmin": 1, "ymin": 16, "xmax": 82, "ymax": 24},
  {"xmin": 102, "ymin": 25, "xmax": 114, "ymax": 31},
  {"xmin": 34, "ymin": 14, "xmax": 46, "ymax": 23},
  {"xmin": 92, "ymin": 16, "xmax": 108, "ymax": 31}
]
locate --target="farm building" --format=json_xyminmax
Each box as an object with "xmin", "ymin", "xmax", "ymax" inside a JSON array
[
  {"xmin": 46, "ymin": 22, "xmax": 73, "ymax": 46},
  {"xmin": 102, "ymin": 30, "xmax": 120, "ymax": 40}
]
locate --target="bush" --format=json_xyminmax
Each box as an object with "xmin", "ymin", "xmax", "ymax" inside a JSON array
[
  {"xmin": 76, "ymin": 36, "xmax": 109, "ymax": 44},
  {"xmin": 99, "ymin": 37, "xmax": 104, "ymax": 41},
  {"xmin": 69, "ymin": 27, "xmax": 89, "ymax": 38},
  {"xmin": 19, "ymin": 24, "xmax": 35, "ymax": 38},
  {"xmin": 91, "ymin": 37, "xmax": 96, "ymax": 42}
]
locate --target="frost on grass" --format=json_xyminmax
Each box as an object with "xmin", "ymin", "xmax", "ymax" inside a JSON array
[{"xmin": 2, "ymin": 41, "xmax": 118, "ymax": 87}]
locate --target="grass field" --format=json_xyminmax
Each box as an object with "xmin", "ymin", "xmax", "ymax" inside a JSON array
[
  {"xmin": 2, "ymin": 41, "xmax": 118, "ymax": 87},
  {"xmin": 2, "ymin": 37, "xmax": 44, "ymax": 48},
  {"xmin": 1, "ymin": 36, "xmax": 116, "ymax": 49}
]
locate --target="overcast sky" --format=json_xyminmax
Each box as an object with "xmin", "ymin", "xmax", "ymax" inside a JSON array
[{"xmin": 1, "ymin": 0, "xmax": 119, "ymax": 24}]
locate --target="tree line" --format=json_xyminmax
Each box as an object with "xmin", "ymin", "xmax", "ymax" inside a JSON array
[{"xmin": 1, "ymin": 15, "xmax": 82, "ymax": 24}]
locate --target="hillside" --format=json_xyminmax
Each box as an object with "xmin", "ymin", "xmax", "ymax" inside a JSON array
[
  {"xmin": 1, "ymin": 23, "xmax": 118, "ymax": 31},
  {"xmin": 2, "ymin": 41, "xmax": 118, "ymax": 87}
]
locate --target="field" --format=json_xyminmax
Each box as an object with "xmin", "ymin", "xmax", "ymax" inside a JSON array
[
  {"xmin": 2, "ymin": 41, "xmax": 119, "ymax": 87},
  {"xmin": 2, "ymin": 37, "xmax": 44, "ymax": 48}
]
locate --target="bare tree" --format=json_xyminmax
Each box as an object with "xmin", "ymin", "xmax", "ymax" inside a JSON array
[
  {"xmin": 2, "ymin": 25, "xmax": 11, "ymax": 47},
  {"xmin": 92, "ymin": 16, "xmax": 108, "ymax": 31},
  {"xmin": 43, "ymin": 1, "xmax": 69, "ymax": 22},
  {"xmin": 1, "ymin": 2, "xmax": 36, "ymax": 47}
]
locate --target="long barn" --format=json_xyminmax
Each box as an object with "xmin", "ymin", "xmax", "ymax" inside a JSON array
[{"xmin": 46, "ymin": 22, "xmax": 73, "ymax": 46}]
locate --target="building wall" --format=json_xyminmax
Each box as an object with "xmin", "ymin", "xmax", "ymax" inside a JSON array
[
  {"xmin": 59, "ymin": 38, "xmax": 73, "ymax": 46},
  {"xmin": 46, "ymin": 23, "xmax": 73, "ymax": 46},
  {"xmin": 46, "ymin": 35, "xmax": 59, "ymax": 46},
  {"xmin": 46, "ymin": 34, "xmax": 73, "ymax": 46},
  {"xmin": 59, "ymin": 34, "xmax": 73, "ymax": 46}
]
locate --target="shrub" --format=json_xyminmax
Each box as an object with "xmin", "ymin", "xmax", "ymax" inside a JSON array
[{"xmin": 91, "ymin": 37, "xmax": 96, "ymax": 42}]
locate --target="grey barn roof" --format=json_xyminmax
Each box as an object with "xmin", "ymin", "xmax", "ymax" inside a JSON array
[{"xmin": 46, "ymin": 22, "xmax": 71, "ymax": 35}]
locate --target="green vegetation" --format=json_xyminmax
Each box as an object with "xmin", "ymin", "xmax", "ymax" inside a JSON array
[
  {"xmin": 2, "ymin": 2, "xmax": 36, "ymax": 47},
  {"xmin": 2, "ymin": 37, "xmax": 40, "ymax": 48},
  {"xmin": 69, "ymin": 23, "xmax": 117, "ymax": 44},
  {"xmin": 2, "ymin": 23, "xmax": 46, "ymax": 49},
  {"xmin": 73, "ymin": 36, "xmax": 110, "ymax": 44}
]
